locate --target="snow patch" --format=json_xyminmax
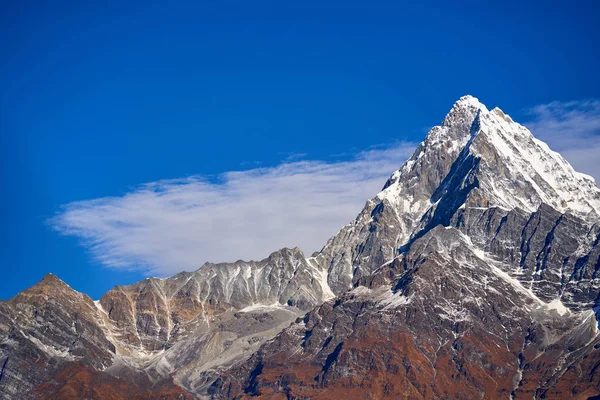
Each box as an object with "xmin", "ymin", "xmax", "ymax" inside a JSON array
[
  {"xmin": 237, "ymin": 303, "xmax": 287, "ymax": 313},
  {"xmin": 545, "ymin": 298, "xmax": 569, "ymax": 316},
  {"xmin": 378, "ymin": 290, "xmax": 412, "ymax": 310},
  {"xmin": 22, "ymin": 332, "xmax": 75, "ymax": 360},
  {"xmin": 307, "ymin": 257, "xmax": 335, "ymax": 300}
]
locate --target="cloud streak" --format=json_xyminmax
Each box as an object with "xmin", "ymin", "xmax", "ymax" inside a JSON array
[
  {"xmin": 50, "ymin": 143, "xmax": 416, "ymax": 276},
  {"xmin": 523, "ymin": 99, "xmax": 600, "ymax": 182}
]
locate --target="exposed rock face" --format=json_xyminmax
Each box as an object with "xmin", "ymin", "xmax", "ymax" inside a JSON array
[
  {"xmin": 312, "ymin": 96, "xmax": 600, "ymax": 297},
  {"xmin": 213, "ymin": 227, "xmax": 600, "ymax": 399},
  {"xmin": 98, "ymin": 247, "xmax": 332, "ymax": 354},
  {"xmin": 0, "ymin": 274, "xmax": 115, "ymax": 397},
  {"xmin": 1, "ymin": 95, "xmax": 600, "ymax": 399},
  {"xmin": 311, "ymin": 98, "xmax": 486, "ymax": 295},
  {"xmin": 0, "ymin": 247, "xmax": 334, "ymax": 398}
]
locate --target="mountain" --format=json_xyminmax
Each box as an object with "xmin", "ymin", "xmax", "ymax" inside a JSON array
[{"xmin": 2, "ymin": 96, "xmax": 600, "ymax": 399}]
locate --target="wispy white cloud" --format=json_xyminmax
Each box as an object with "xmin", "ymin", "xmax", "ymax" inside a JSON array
[
  {"xmin": 50, "ymin": 143, "xmax": 416, "ymax": 276},
  {"xmin": 524, "ymin": 99, "xmax": 600, "ymax": 182}
]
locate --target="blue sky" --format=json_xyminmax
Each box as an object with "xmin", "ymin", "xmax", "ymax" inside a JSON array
[{"xmin": 1, "ymin": 0, "xmax": 599, "ymax": 300}]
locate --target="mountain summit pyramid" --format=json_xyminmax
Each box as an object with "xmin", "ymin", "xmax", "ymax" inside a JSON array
[
  {"xmin": 2, "ymin": 96, "xmax": 600, "ymax": 399},
  {"xmin": 312, "ymin": 95, "xmax": 600, "ymax": 298}
]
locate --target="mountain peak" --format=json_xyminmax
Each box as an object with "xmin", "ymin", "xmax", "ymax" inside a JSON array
[
  {"xmin": 27, "ymin": 272, "xmax": 70, "ymax": 292},
  {"xmin": 41, "ymin": 272, "xmax": 61, "ymax": 282},
  {"xmin": 377, "ymin": 95, "xmax": 600, "ymax": 239},
  {"xmin": 455, "ymin": 94, "xmax": 485, "ymax": 108},
  {"xmin": 442, "ymin": 95, "xmax": 488, "ymax": 129}
]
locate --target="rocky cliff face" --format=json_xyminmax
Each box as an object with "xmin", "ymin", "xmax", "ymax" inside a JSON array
[
  {"xmin": 1, "ymin": 95, "xmax": 599, "ymax": 399},
  {"xmin": 0, "ymin": 274, "xmax": 116, "ymax": 398},
  {"xmin": 311, "ymin": 96, "xmax": 600, "ymax": 298},
  {"xmin": 97, "ymin": 247, "xmax": 331, "ymax": 355},
  {"xmin": 213, "ymin": 227, "xmax": 599, "ymax": 399}
]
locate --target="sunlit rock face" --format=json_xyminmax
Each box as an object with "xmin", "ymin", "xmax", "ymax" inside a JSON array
[
  {"xmin": 2, "ymin": 96, "xmax": 600, "ymax": 399},
  {"xmin": 0, "ymin": 274, "xmax": 115, "ymax": 398}
]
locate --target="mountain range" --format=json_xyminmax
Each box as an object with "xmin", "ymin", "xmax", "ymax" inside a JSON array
[{"xmin": 2, "ymin": 96, "xmax": 600, "ymax": 399}]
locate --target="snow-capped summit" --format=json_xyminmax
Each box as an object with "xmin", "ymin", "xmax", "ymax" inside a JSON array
[
  {"xmin": 382, "ymin": 95, "xmax": 600, "ymax": 221},
  {"xmin": 313, "ymin": 95, "xmax": 600, "ymax": 298},
  {"xmin": 441, "ymin": 94, "xmax": 489, "ymax": 129}
]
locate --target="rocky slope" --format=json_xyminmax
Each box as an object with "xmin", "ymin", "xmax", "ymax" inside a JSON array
[
  {"xmin": 97, "ymin": 247, "xmax": 331, "ymax": 353},
  {"xmin": 213, "ymin": 227, "xmax": 600, "ymax": 399},
  {"xmin": 1, "ymin": 248, "xmax": 334, "ymax": 398},
  {"xmin": 0, "ymin": 274, "xmax": 114, "ymax": 398},
  {"xmin": 1, "ymin": 95, "xmax": 599, "ymax": 399}
]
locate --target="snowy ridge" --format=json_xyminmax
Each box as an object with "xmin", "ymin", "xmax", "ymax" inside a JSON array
[
  {"xmin": 378, "ymin": 95, "xmax": 600, "ymax": 220},
  {"xmin": 474, "ymin": 105, "xmax": 600, "ymax": 218}
]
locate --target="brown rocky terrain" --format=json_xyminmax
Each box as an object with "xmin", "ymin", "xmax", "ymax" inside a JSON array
[{"xmin": 32, "ymin": 362, "xmax": 193, "ymax": 400}]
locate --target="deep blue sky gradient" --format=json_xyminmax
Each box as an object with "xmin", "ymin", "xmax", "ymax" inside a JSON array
[{"xmin": 1, "ymin": 0, "xmax": 599, "ymax": 299}]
